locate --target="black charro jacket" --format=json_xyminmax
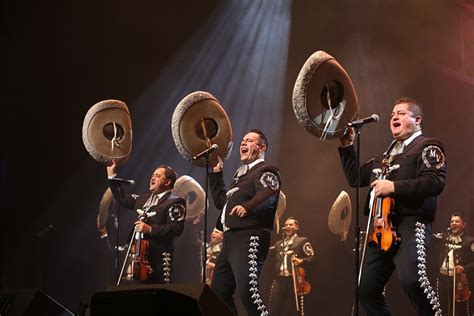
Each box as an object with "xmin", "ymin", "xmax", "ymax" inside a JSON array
[
  {"xmin": 109, "ymin": 181, "xmax": 186, "ymax": 263},
  {"xmin": 338, "ymin": 134, "xmax": 447, "ymax": 221},
  {"xmin": 209, "ymin": 161, "xmax": 281, "ymax": 231},
  {"xmin": 273, "ymin": 235, "xmax": 316, "ymax": 276}
]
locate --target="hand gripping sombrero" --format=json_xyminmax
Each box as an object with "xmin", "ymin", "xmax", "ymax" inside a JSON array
[
  {"xmin": 328, "ymin": 190, "xmax": 352, "ymax": 240},
  {"xmin": 82, "ymin": 99, "xmax": 132, "ymax": 166},
  {"xmin": 171, "ymin": 91, "xmax": 233, "ymax": 167},
  {"xmin": 293, "ymin": 51, "xmax": 359, "ymax": 140},
  {"xmin": 171, "ymin": 175, "xmax": 206, "ymax": 221}
]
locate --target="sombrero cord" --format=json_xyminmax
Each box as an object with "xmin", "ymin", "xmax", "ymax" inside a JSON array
[
  {"xmin": 111, "ymin": 121, "xmax": 119, "ymax": 151},
  {"xmin": 200, "ymin": 119, "xmax": 212, "ymax": 147},
  {"xmin": 320, "ymin": 84, "xmax": 344, "ymax": 140}
]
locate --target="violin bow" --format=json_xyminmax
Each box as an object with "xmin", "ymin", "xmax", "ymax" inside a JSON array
[{"xmin": 289, "ymin": 251, "xmax": 300, "ymax": 312}]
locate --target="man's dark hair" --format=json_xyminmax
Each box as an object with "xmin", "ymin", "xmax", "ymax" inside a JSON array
[
  {"xmin": 451, "ymin": 212, "xmax": 466, "ymax": 223},
  {"xmin": 286, "ymin": 217, "xmax": 299, "ymax": 226},
  {"xmin": 248, "ymin": 128, "xmax": 268, "ymax": 149},
  {"xmin": 393, "ymin": 97, "xmax": 423, "ymax": 118},
  {"xmin": 158, "ymin": 164, "xmax": 178, "ymax": 188}
]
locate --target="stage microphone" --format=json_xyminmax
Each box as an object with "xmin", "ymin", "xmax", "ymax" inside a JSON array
[
  {"xmin": 109, "ymin": 177, "xmax": 135, "ymax": 185},
  {"xmin": 347, "ymin": 114, "xmax": 380, "ymax": 127},
  {"xmin": 37, "ymin": 224, "xmax": 54, "ymax": 238},
  {"xmin": 433, "ymin": 227, "xmax": 452, "ymax": 239},
  {"xmin": 193, "ymin": 144, "xmax": 219, "ymax": 160}
]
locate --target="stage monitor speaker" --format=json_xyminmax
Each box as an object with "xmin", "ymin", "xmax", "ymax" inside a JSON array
[
  {"xmin": 90, "ymin": 283, "xmax": 233, "ymax": 316},
  {"xmin": 0, "ymin": 289, "xmax": 74, "ymax": 316}
]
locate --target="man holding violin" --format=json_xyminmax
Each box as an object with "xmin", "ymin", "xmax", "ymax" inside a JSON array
[
  {"xmin": 338, "ymin": 97, "xmax": 447, "ymax": 315},
  {"xmin": 107, "ymin": 160, "xmax": 186, "ymax": 284},
  {"xmin": 437, "ymin": 213, "xmax": 474, "ymax": 316},
  {"xmin": 269, "ymin": 217, "xmax": 315, "ymax": 316}
]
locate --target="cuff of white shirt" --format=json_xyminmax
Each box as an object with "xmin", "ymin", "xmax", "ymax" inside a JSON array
[{"xmin": 108, "ymin": 174, "xmax": 117, "ymax": 179}]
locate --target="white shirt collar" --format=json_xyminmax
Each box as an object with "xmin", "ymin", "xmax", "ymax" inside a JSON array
[
  {"xmin": 247, "ymin": 158, "xmax": 264, "ymax": 170},
  {"xmin": 284, "ymin": 233, "xmax": 298, "ymax": 243},
  {"xmin": 156, "ymin": 189, "xmax": 171, "ymax": 199},
  {"xmin": 403, "ymin": 130, "xmax": 422, "ymax": 146},
  {"xmin": 386, "ymin": 130, "xmax": 423, "ymax": 155}
]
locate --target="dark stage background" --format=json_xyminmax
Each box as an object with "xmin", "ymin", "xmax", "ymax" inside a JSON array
[{"xmin": 1, "ymin": 1, "xmax": 473, "ymax": 315}]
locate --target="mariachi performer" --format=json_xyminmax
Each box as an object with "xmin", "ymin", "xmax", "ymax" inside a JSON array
[
  {"xmin": 292, "ymin": 52, "xmax": 447, "ymax": 315},
  {"xmin": 437, "ymin": 213, "xmax": 474, "ymax": 316},
  {"xmin": 209, "ymin": 129, "xmax": 281, "ymax": 316},
  {"xmin": 83, "ymin": 99, "xmax": 186, "ymax": 285},
  {"xmin": 107, "ymin": 160, "xmax": 186, "ymax": 284},
  {"xmin": 206, "ymin": 228, "xmax": 224, "ymax": 285},
  {"xmin": 269, "ymin": 217, "xmax": 315, "ymax": 316}
]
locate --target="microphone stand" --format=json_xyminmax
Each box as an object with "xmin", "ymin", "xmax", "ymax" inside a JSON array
[
  {"xmin": 201, "ymin": 153, "xmax": 211, "ymax": 284},
  {"xmin": 353, "ymin": 125, "xmax": 362, "ymax": 316},
  {"xmin": 444, "ymin": 235, "xmax": 452, "ymax": 315},
  {"xmin": 113, "ymin": 185, "xmax": 126, "ymax": 284},
  {"xmin": 114, "ymin": 206, "xmax": 120, "ymax": 283}
]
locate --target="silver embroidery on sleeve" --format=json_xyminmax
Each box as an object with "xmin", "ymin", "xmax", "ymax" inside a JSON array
[
  {"xmin": 169, "ymin": 204, "xmax": 186, "ymax": 221},
  {"xmin": 162, "ymin": 252, "xmax": 172, "ymax": 284},
  {"xmin": 415, "ymin": 222, "xmax": 442, "ymax": 315},
  {"xmin": 421, "ymin": 145, "xmax": 445, "ymax": 169},
  {"xmin": 303, "ymin": 242, "xmax": 315, "ymax": 256},
  {"xmin": 260, "ymin": 172, "xmax": 280, "ymax": 190},
  {"xmin": 248, "ymin": 235, "xmax": 268, "ymax": 316}
]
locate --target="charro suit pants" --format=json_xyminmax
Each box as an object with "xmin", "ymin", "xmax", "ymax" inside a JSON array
[
  {"xmin": 359, "ymin": 217, "xmax": 440, "ymax": 315},
  {"xmin": 211, "ymin": 228, "xmax": 270, "ymax": 316}
]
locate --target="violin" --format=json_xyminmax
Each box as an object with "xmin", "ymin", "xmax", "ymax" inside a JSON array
[
  {"xmin": 289, "ymin": 253, "xmax": 312, "ymax": 312},
  {"xmin": 131, "ymin": 214, "xmax": 152, "ymax": 282},
  {"xmin": 369, "ymin": 159, "xmax": 399, "ymax": 251},
  {"xmin": 294, "ymin": 264, "xmax": 311, "ymax": 296},
  {"xmin": 455, "ymin": 271, "xmax": 471, "ymax": 302},
  {"xmin": 454, "ymin": 255, "xmax": 471, "ymax": 303}
]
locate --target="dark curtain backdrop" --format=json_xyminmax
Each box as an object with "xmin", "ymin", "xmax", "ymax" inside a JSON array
[{"xmin": 1, "ymin": 1, "xmax": 473, "ymax": 315}]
